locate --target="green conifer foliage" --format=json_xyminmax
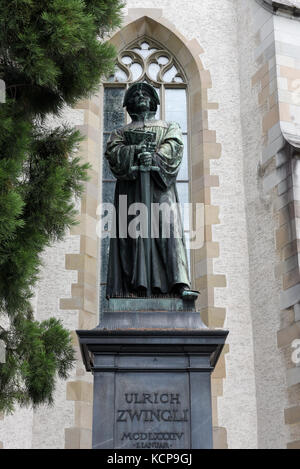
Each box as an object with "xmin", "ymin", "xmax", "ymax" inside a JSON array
[{"xmin": 0, "ymin": 0, "xmax": 123, "ymax": 413}]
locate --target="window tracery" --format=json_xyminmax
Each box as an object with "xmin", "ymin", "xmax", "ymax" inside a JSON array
[{"xmin": 107, "ymin": 39, "xmax": 186, "ymax": 85}]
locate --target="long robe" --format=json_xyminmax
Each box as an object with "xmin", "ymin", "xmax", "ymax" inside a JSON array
[{"xmin": 105, "ymin": 118, "xmax": 190, "ymax": 298}]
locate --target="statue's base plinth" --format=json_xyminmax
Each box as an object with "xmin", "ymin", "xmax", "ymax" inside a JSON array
[
  {"xmin": 77, "ymin": 309, "xmax": 228, "ymax": 450},
  {"xmin": 107, "ymin": 297, "xmax": 196, "ymax": 312}
]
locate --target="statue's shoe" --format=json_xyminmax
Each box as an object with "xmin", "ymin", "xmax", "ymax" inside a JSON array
[{"xmin": 181, "ymin": 289, "xmax": 200, "ymax": 301}]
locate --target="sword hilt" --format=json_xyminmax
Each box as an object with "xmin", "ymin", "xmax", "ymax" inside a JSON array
[{"xmin": 131, "ymin": 165, "xmax": 160, "ymax": 173}]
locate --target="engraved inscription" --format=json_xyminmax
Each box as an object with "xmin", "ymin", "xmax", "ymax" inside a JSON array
[
  {"xmin": 117, "ymin": 392, "xmax": 189, "ymax": 423},
  {"xmin": 115, "ymin": 378, "xmax": 190, "ymax": 450}
]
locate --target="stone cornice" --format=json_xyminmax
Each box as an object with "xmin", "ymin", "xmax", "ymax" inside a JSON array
[{"xmin": 256, "ymin": 0, "xmax": 300, "ymax": 18}]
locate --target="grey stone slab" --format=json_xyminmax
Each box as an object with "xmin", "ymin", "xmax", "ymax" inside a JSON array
[
  {"xmin": 262, "ymin": 135, "xmax": 285, "ymax": 166},
  {"xmin": 268, "ymin": 122, "xmax": 282, "ymax": 144},
  {"xmin": 190, "ymin": 371, "xmax": 212, "ymax": 449},
  {"xmin": 117, "ymin": 354, "xmax": 189, "ymax": 369},
  {"xmin": 280, "ymin": 282, "xmax": 300, "ymax": 309},
  {"xmin": 294, "ymin": 302, "xmax": 300, "ymax": 321},
  {"xmin": 78, "ymin": 327, "xmax": 228, "ymax": 450},
  {"xmin": 278, "ymin": 178, "xmax": 289, "ymax": 195},
  {"xmin": 107, "ymin": 297, "xmax": 196, "ymax": 313},
  {"xmin": 114, "ymin": 372, "xmax": 191, "ymax": 449},
  {"xmin": 98, "ymin": 310, "xmax": 207, "ymax": 330},
  {"xmin": 276, "ymin": 149, "xmax": 289, "ymax": 167},
  {"xmin": 77, "ymin": 309, "xmax": 228, "ymax": 450},
  {"xmin": 263, "ymin": 163, "xmax": 287, "ymax": 192},
  {"xmin": 287, "ymin": 365, "xmax": 300, "ymax": 387},
  {"xmin": 93, "ymin": 372, "xmax": 115, "ymax": 449},
  {"xmin": 283, "ymin": 255, "xmax": 299, "ymax": 274}
]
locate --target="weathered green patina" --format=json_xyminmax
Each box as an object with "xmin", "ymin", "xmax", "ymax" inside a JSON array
[{"xmin": 105, "ymin": 82, "xmax": 198, "ymax": 300}]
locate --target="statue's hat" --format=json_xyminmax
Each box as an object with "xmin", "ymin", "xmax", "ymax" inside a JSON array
[{"xmin": 123, "ymin": 82, "xmax": 160, "ymax": 108}]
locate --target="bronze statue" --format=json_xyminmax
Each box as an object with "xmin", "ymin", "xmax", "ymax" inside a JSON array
[{"xmin": 105, "ymin": 82, "xmax": 198, "ymax": 301}]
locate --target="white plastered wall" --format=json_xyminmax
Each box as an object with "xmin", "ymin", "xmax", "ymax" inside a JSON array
[
  {"xmin": 0, "ymin": 0, "xmax": 293, "ymax": 449},
  {"xmin": 0, "ymin": 108, "xmax": 83, "ymax": 449}
]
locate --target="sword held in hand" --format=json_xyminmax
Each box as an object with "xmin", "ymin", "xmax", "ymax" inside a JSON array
[{"xmin": 124, "ymin": 129, "xmax": 159, "ymax": 296}]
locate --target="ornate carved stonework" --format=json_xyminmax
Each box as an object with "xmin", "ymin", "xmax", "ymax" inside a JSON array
[{"xmin": 107, "ymin": 38, "xmax": 187, "ymax": 86}]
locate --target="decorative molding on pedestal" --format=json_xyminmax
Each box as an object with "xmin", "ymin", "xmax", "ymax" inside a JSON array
[{"xmin": 77, "ymin": 311, "xmax": 228, "ymax": 450}]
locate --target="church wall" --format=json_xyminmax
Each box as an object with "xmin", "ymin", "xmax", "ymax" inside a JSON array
[
  {"xmin": 233, "ymin": 0, "xmax": 291, "ymax": 449},
  {"xmin": 31, "ymin": 235, "xmax": 80, "ymax": 448},
  {"xmin": 117, "ymin": 0, "xmax": 259, "ymax": 450},
  {"xmin": 197, "ymin": 0, "xmax": 259, "ymax": 449},
  {"xmin": 0, "ymin": 219, "xmax": 81, "ymax": 449},
  {"xmin": 1, "ymin": 0, "xmax": 299, "ymax": 450},
  {"xmin": 0, "ymin": 107, "xmax": 93, "ymax": 448},
  {"xmin": 235, "ymin": 0, "xmax": 300, "ymax": 449},
  {"xmin": 0, "ymin": 407, "xmax": 33, "ymax": 449},
  {"xmin": 62, "ymin": 95, "xmax": 102, "ymax": 449},
  {"xmin": 273, "ymin": 12, "xmax": 300, "ymax": 451},
  {"xmin": 0, "ymin": 0, "xmax": 258, "ymax": 450}
]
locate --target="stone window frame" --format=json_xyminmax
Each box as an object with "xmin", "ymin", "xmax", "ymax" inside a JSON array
[
  {"xmin": 97, "ymin": 12, "xmax": 225, "ymax": 322},
  {"xmin": 100, "ymin": 36, "xmax": 192, "ymax": 304}
]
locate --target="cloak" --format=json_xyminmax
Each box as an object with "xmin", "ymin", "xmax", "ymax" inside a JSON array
[{"xmin": 105, "ymin": 118, "xmax": 190, "ymax": 298}]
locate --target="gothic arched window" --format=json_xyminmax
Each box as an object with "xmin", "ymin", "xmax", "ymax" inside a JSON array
[{"xmin": 100, "ymin": 38, "xmax": 191, "ymax": 309}]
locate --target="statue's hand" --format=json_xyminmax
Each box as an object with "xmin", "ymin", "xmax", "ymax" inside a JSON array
[
  {"xmin": 135, "ymin": 142, "xmax": 156, "ymax": 156},
  {"xmin": 135, "ymin": 143, "xmax": 147, "ymax": 156},
  {"xmin": 139, "ymin": 151, "xmax": 152, "ymax": 167},
  {"xmin": 147, "ymin": 142, "xmax": 156, "ymax": 153}
]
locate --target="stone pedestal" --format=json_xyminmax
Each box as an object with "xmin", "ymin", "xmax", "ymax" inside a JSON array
[{"xmin": 77, "ymin": 305, "xmax": 228, "ymax": 450}]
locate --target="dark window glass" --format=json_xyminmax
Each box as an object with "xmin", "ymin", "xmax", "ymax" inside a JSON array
[{"xmin": 104, "ymin": 87, "xmax": 125, "ymax": 132}]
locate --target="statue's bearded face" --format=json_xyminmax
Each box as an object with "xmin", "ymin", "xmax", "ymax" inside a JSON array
[{"xmin": 130, "ymin": 88, "xmax": 152, "ymax": 113}]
